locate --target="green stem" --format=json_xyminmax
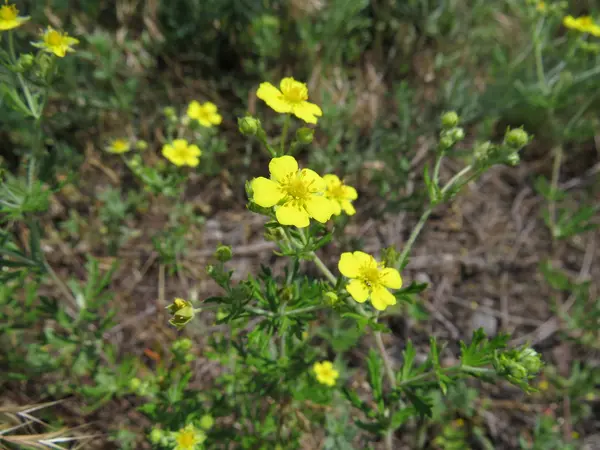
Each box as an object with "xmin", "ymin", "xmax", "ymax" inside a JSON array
[
  {"xmin": 8, "ymin": 32, "xmax": 39, "ymax": 118},
  {"xmin": 374, "ymin": 330, "xmax": 396, "ymax": 389},
  {"xmin": 280, "ymin": 115, "xmax": 291, "ymax": 155},
  {"xmin": 310, "ymin": 252, "xmax": 338, "ymax": 285},
  {"xmin": 283, "ymin": 305, "xmax": 326, "ymax": 316},
  {"xmin": 432, "ymin": 154, "xmax": 444, "ymax": 186},
  {"xmin": 549, "ymin": 146, "xmax": 563, "ymax": 238},
  {"xmin": 533, "ymin": 18, "xmax": 547, "ymax": 92}
]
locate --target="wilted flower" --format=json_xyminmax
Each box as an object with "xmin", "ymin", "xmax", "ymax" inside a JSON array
[
  {"xmin": 32, "ymin": 27, "xmax": 79, "ymax": 57},
  {"xmin": 338, "ymin": 251, "xmax": 402, "ymax": 311},
  {"xmin": 313, "ymin": 361, "xmax": 339, "ymax": 386},
  {"xmin": 162, "ymin": 139, "xmax": 202, "ymax": 167},
  {"xmin": 0, "ymin": 1, "xmax": 29, "ymax": 31},
  {"xmin": 250, "ymin": 155, "xmax": 333, "ymax": 228},
  {"xmin": 257, "ymin": 77, "xmax": 323, "ymax": 124},
  {"xmin": 166, "ymin": 298, "xmax": 196, "ymax": 329},
  {"xmin": 187, "ymin": 101, "xmax": 222, "ymax": 127},
  {"xmin": 323, "ymin": 174, "xmax": 358, "ymax": 216}
]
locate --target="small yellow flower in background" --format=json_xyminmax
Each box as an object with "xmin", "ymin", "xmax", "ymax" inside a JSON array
[
  {"xmin": 32, "ymin": 27, "xmax": 79, "ymax": 57},
  {"xmin": 250, "ymin": 155, "xmax": 333, "ymax": 228},
  {"xmin": 536, "ymin": 2, "xmax": 546, "ymax": 12},
  {"xmin": 162, "ymin": 139, "xmax": 202, "ymax": 167},
  {"xmin": 187, "ymin": 101, "xmax": 222, "ymax": 127},
  {"xmin": 313, "ymin": 361, "xmax": 339, "ymax": 386},
  {"xmin": 538, "ymin": 379, "xmax": 549, "ymax": 391},
  {"xmin": 257, "ymin": 77, "xmax": 323, "ymax": 124},
  {"xmin": 0, "ymin": 1, "xmax": 29, "ymax": 30},
  {"xmin": 453, "ymin": 418, "xmax": 465, "ymax": 428},
  {"xmin": 338, "ymin": 251, "xmax": 402, "ymax": 311},
  {"xmin": 172, "ymin": 424, "xmax": 206, "ymax": 450},
  {"xmin": 563, "ymin": 15, "xmax": 600, "ymax": 36},
  {"xmin": 105, "ymin": 138, "xmax": 131, "ymax": 154},
  {"xmin": 323, "ymin": 174, "xmax": 358, "ymax": 216}
]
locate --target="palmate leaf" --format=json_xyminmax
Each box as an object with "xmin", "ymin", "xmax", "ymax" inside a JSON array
[{"xmin": 460, "ymin": 328, "xmax": 509, "ymax": 368}]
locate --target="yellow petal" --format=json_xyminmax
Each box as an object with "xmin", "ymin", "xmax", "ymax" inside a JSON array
[
  {"xmin": 379, "ymin": 268, "xmax": 402, "ymax": 289},
  {"xmin": 353, "ymin": 251, "xmax": 377, "ymax": 269},
  {"xmin": 203, "ymin": 102, "xmax": 218, "ymax": 113},
  {"xmin": 257, "ymin": 82, "xmax": 292, "ymax": 113},
  {"xmin": 300, "ymin": 168, "xmax": 326, "ymax": 193},
  {"xmin": 269, "ymin": 155, "xmax": 298, "ymax": 181},
  {"xmin": 209, "ymin": 112, "xmax": 222, "ymax": 125},
  {"xmin": 188, "ymin": 144, "xmax": 202, "ymax": 157},
  {"xmin": 173, "ymin": 139, "xmax": 188, "ymax": 149},
  {"xmin": 339, "ymin": 252, "xmax": 360, "ymax": 278},
  {"xmin": 346, "ymin": 279, "xmax": 369, "ymax": 303},
  {"xmin": 341, "ymin": 200, "xmax": 356, "ymax": 215},
  {"xmin": 186, "ymin": 156, "xmax": 200, "ymax": 167},
  {"xmin": 276, "ymin": 202, "xmax": 310, "ymax": 227},
  {"xmin": 370, "ymin": 286, "xmax": 396, "ymax": 311},
  {"xmin": 251, "ymin": 177, "xmax": 284, "ymax": 207},
  {"xmin": 343, "ymin": 185, "xmax": 358, "ymax": 200},
  {"xmin": 187, "ymin": 101, "xmax": 201, "ymax": 118},
  {"xmin": 331, "ymin": 200, "xmax": 342, "ymax": 216},
  {"xmin": 305, "ymin": 195, "xmax": 333, "ymax": 223},
  {"xmin": 292, "ymin": 101, "xmax": 323, "ymax": 124}
]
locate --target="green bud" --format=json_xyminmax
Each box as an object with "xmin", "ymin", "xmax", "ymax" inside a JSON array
[
  {"xmin": 166, "ymin": 298, "xmax": 196, "ymax": 330},
  {"xmin": 439, "ymin": 135, "xmax": 454, "ymax": 151},
  {"xmin": 173, "ymin": 338, "xmax": 192, "ymax": 352},
  {"xmin": 184, "ymin": 353, "xmax": 195, "ymax": 363},
  {"xmin": 163, "ymin": 106, "xmax": 176, "ymax": 118},
  {"xmin": 296, "ymin": 127, "xmax": 315, "ymax": 144},
  {"xmin": 449, "ymin": 127, "xmax": 465, "ymax": 142},
  {"xmin": 214, "ymin": 245, "xmax": 232, "ymax": 262},
  {"xmin": 238, "ymin": 116, "xmax": 260, "ymax": 136},
  {"xmin": 504, "ymin": 128, "xmax": 529, "ymax": 149},
  {"xmin": 473, "ymin": 141, "xmax": 492, "ymax": 163},
  {"xmin": 149, "ymin": 428, "xmax": 163, "ymax": 444},
  {"xmin": 505, "ymin": 152, "xmax": 520, "ymax": 166},
  {"xmin": 129, "ymin": 377, "xmax": 142, "ymax": 391},
  {"xmin": 508, "ymin": 361, "xmax": 528, "ymax": 380},
  {"xmin": 15, "ymin": 54, "xmax": 34, "ymax": 72},
  {"xmin": 206, "ymin": 264, "xmax": 215, "ymax": 276},
  {"xmin": 199, "ymin": 414, "xmax": 214, "ymax": 430},
  {"xmin": 441, "ymin": 111, "xmax": 459, "ymax": 129},
  {"xmin": 519, "ymin": 348, "xmax": 542, "ymax": 374},
  {"xmin": 135, "ymin": 140, "xmax": 148, "ymax": 151},
  {"xmin": 324, "ymin": 291, "xmax": 339, "ymax": 306}
]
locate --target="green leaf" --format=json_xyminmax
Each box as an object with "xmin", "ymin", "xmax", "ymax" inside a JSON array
[
  {"xmin": 390, "ymin": 407, "xmax": 415, "ymax": 429},
  {"xmin": 366, "ymin": 349, "xmax": 384, "ymax": 409},
  {"xmin": 539, "ymin": 260, "xmax": 571, "ymax": 291},
  {"xmin": 400, "ymin": 340, "xmax": 416, "ymax": 382},
  {"xmin": 404, "ymin": 389, "xmax": 433, "ymax": 417}
]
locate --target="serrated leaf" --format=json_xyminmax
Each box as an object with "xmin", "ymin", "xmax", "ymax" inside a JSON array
[
  {"xmin": 404, "ymin": 389, "xmax": 433, "ymax": 417},
  {"xmin": 366, "ymin": 349, "xmax": 384, "ymax": 408},
  {"xmin": 390, "ymin": 407, "xmax": 415, "ymax": 429},
  {"xmin": 400, "ymin": 340, "xmax": 416, "ymax": 382}
]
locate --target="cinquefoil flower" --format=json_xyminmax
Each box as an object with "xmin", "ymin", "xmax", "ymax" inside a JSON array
[
  {"xmin": 187, "ymin": 101, "xmax": 222, "ymax": 127},
  {"xmin": 313, "ymin": 361, "xmax": 339, "ymax": 386},
  {"xmin": 251, "ymin": 155, "xmax": 333, "ymax": 228},
  {"xmin": 563, "ymin": 15, "xmax": 600, "ymax": 36},
  {"xmin": 172, "ymin": 424, "xmax": 206, "ymax": 450},
  {"xmin": 257, "ymin": 77, "xmax": 322, "ymax": 124},
  {"xmin": 0, "ymin": 1, "xmax": 29, "ymax": 31},
  {"xmin": 105, "ymin": 138, "xmax": 131, "ymax": 154},
  {"xmin": 162, "ymin": 139, "xmax": 201, "ymax": 167},
  {"xmin": 338, "ymin": 251, "xmax": 402, "ymax": 311},
  {"xmin": 32, "ymin": 27, "xmax": 79, "ymax": 57},
  {"xmin": 324, "ymin": 174, "xmax": 358, "ymax": 216}
]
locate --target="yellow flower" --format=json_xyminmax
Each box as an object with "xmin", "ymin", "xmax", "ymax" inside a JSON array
[
  {"xmin": 536, "ymin": 2, "xmax": 546, "ymax": 13},
  {"xmin": 0, "ymin": 1, "xmax": 29, "ymax": 31},
  {"xmin": 187, "ymin": 101, "xmax": 222, "ymax": 127},
  {"xmin": 172, "ymin": 424, "xmax": 205, "ymax": 450},
  {"xmin": 32, "ymin": 27, "xmax": 79, "ymax": 57},
  {"xmin": 162, "ymin": 139, "xmax": 201, "ymax": 167},
  {"xmin": 256, "ymin": 77, "xmax": 323, "ymax": 124},
  {"xmin": 323, "ymin": 174, "xmax": 358, "ymax": 216},
  {"xmin": 250, "ymin": 155, "xmax": 333, "ymax": 228},
  {"xmin": 105, "ymin": 138, "xmax": 131, "ymax": 154},
  {"xmin": 338, "ymin": 251, "xmax": 402, "ymax": 311},
  {"xmin": 563, "ymin": 15, "xmax": 600, "ymax": 36},
  {"xmin": 313, "ymin": 361, "xmax": 339, "ymax": 386},
  {"xmin": 538, "ymin": 379, "xmax": 549, "ymax": 391}
]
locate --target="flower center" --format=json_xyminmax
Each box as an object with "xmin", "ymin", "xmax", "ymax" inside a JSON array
[
  {"xmin": 176, "ymin": 431, "xmax": 197, "ymax": 448},
  {"xmin": 360, "ymin": 266, "xmax": 381, "ymax": 288},
  {"xmin": 327, "ymin": 184, "xmax": 346, "ymax": 200},
  {"xmin": 281, "ymin": 174, "xmax": 311, "ymax": 200},
  {"xmin": 282, "ymin": 84, "xmax": 308, "ymax": 103},
  {"xmin": 46, "ymin": 30, "xmax": 64, "ymax": 47},
  {"xmin": 112, "ymin": 140, "xmax": 128, "ymax": 151},
  {"xmin": 0, "ymin": 4, "xmax": 17, "ymax": 20}
]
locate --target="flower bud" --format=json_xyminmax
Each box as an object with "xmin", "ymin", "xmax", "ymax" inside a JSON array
[
  {"xmin": 15, "ymin": 53, "xmax": 34, "ymax": 72},
  {"xmin": 173, "ymin": 338, "xmax": 192, "ymax": 352},
  {"xmin": 519, "ymin": 348, "xmax": 542, "ymax": 374},
  {"xmin": 441, "ymin": 111, "xmax": 459, "ymax": 129},
  {"xmin": 163, "ymin": 106, "xmax": 176, "ymax": 119},
  {"xmin": 135, "ymin": 140, "xmax": 148, "ymax": 151},
  {"xmin": 149, "ymin": 428, "xmax": 164, "ymax": 444},
  {"xmin": 199, "ymin": 414, "xmax": 214, "ymax": 430},
  {"xmin": 473, "ymin": 141, "xmax": 492, "ymax": 164},
  {"xmin": 439, "ymin": 135, "xmax": 454, "ymax": 151},
  {"xmin": 449, "ymin": 127, "xmax": 465, "ymax": 142},
  {"xmin": 184, "ymin": 353, "xmax": 195, "ymax": 362},
  {"xmin": 129, "ymin": 377, "xmax": 142, "ymax": 391},
  {"xmin": 505, "ymin": 152, "xmax": 520, "ymax": 166},
  {"xmin": 166, "ymin": 298, "xmax": 196, "ymax": 330},
  {"xmin": 238, "ymin": 116, "xmax": 260, "ymax": 136},
  {"xmin": 504, "ymin": 128, "xmax": 529, "ymax": 149},
  {"xmin": 296, "ymin": 127, "xmax": 314, "ymax": 144},
  {"xmin": 214, "ymin": 245, "xmax": 232, "ymax": 262},
  {"xmin": 324, "ymin": 291, "xmax": 339, "ymax": 306}
]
